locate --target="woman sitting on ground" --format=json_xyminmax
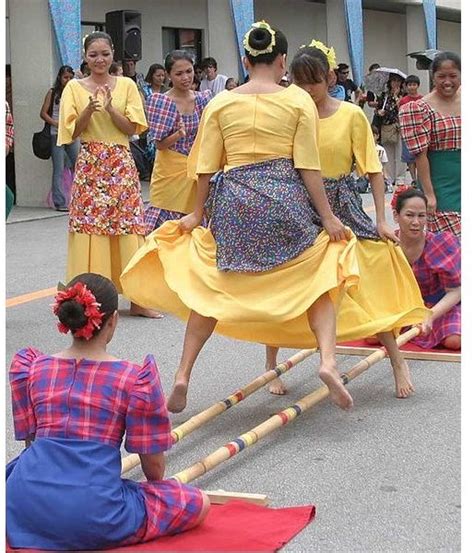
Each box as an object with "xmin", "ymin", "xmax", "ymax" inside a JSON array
[
  {"xmin": 393, "ymin": 187, "xmax": 460, "ymax": 350},
  {"xmin": 6, "ymin": 273, "xmax": 209, "ymax": 550}
]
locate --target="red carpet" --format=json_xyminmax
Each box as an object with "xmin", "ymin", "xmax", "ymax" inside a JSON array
[
  {"xmin": 336, "ymin": 338, "xmax": 460, "ymax": 360},
  {"xmin": 7, "ymin": 500, "xmax": 316, "ymax": 552}
]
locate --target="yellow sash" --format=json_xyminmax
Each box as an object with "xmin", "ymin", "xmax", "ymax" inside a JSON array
[{"xmin": 149, "ymin": 148, "xmax": 196, "ymax": 214}]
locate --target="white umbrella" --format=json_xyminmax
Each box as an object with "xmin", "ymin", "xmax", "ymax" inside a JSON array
[{"xmin": 364, "ymin": 67, "xmax": 408, "ymax": 96}]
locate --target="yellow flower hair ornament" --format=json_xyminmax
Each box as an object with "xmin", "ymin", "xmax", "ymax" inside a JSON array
[
  {"xmin": 300, "ymin": 39, "xmax": 338, "ymax": 69},
  {"xmin": 243, "ymin": 20, "xmax": 276, "ymax": 57}
]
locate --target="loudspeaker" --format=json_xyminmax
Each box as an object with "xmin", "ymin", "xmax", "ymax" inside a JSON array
[{"xmin": 105, "ymin": 10, "xmax": 142, "ymax": 61}]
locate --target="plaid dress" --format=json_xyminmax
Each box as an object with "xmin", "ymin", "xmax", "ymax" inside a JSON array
[
  {"xmin": 411, "ymin": 231, "xmax": 461, "ymax": 349},
  {"xmin": 399, "ymin": 100, "xmax": 461, "ymax": 236},
  {"xmin": 6, "ymin": 348, "xmax": 203, "ymax": 550},
  {"xmin": 144, "ymin": 91, "xmax": 211, "ymax": 232}
]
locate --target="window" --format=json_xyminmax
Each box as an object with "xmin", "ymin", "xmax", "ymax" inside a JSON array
[{"xmin": 162, "ymin": 28, "xmax": 202, "ymax": 64}]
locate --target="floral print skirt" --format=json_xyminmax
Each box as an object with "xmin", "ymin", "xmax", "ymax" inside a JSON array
[{"xmin": 69, "ymin": 142, "xmax": 146, "ymax": 236}]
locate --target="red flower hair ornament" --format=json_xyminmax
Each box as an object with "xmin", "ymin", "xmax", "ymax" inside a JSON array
[
  {"xmin": 390, "ymin": 184, "xmax": 413, "ymax": 211},
  {"xmin": 52, "ymin": 282, "xmax": 104, "ymax": 340}
]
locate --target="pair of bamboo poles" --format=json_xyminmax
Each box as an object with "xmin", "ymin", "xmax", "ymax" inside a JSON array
[{"xmin": 121, "ymin": 327, "xmax": 420, "ymax": 484}]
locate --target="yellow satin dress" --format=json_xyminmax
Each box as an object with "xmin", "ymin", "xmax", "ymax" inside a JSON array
[{"xmin": 121, "ymin": 86, "xmax": 427, "ymax": 347}]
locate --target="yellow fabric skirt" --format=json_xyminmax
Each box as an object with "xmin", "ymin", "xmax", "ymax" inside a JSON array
[
  {"xmin": 67, "ymin": 233, "xmax": 145, "ymax": 294},
  {"xmin": 121, "ymin": 221, "xmax": 428, "ymax": 348},
  {"xmin": 149, "ymin": 149, "xmax": 195, "ymax": 214}
]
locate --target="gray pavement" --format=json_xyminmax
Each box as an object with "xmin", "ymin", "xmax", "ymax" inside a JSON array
[{"xmin": 5, "ymin": 192, "xmax": 460, "ymax": 552}]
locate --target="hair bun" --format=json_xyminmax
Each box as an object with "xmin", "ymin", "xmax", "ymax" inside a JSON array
[
  {"xmin": 248, "ymin": 27, "xmax": 272, "ymax": 51},
  {"xmin": 57, "ymin": 300, "xmax": 88, "ymax": 332}
]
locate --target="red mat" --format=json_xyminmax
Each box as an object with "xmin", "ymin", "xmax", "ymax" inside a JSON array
[
  {"xmin": 7, "ymin": 500, "xmax": 316, "ymax": 552},
  {"xmin": 336, "ymin": 338, "xmax": 460, "ymax": 361}
]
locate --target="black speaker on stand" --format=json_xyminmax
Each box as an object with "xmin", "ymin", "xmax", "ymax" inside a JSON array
[{"xmin": 105, "ymin": 10, "xmax": 142, "ymax": 61}]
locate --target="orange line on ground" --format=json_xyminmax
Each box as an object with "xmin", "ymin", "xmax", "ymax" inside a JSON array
[{"xmin": 6, "ymin": 287, "xmax": 57, "ymax": 308}]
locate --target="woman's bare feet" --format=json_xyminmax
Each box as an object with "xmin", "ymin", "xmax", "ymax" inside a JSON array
[
  {"xmin": 167, "ymin": 378, "xmax": 189, "ymax": 413},
  {"xmin": 391, "ymin": 359, "xmax": 415, "ymax": 398},
  {"xmin": 268, "ymin": 376, "xmax": 287, "ymax": 395},
  {"xmin": 129, "ymin": 303, "xmax": 164, "ymax": 319},
  {"xmin": 319, "ymin": 363, "xmax": 353, "ymax": 410}
]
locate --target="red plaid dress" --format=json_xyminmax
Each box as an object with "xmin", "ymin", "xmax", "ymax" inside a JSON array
[
  {"xmin": 7, "ymin": 348, "xmax": 204, "ymax": 549},
  {"xmin": 411, "ymin": 232, "xmax": 461, "ymax": 349},
  {"xmin": 399, "ymin": 99, "xmax": 461, "ymax": 236}
]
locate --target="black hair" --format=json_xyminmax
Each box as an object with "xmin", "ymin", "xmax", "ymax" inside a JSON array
[
  {"xmin": 290, "ymin": 46, "xmax": 329, "ymax": 85},
  {"xmin": 83, "ymin": 31, "xmax": 114, "ymax": 53},
  {"xmin": 405, "ymin": 74, "xmax": 420, "ymax": 85},
  {"xmin": 80, "ymin": 60, "xmax": 89, "ymax": 74},
  {"xmin": 145, "ymin": 63, "xmax": 165, "ymax": 83},
  {"xmin": 431, "ymin": 51, "xmax": 461, "ymax": 73},
  {"xmin": 394, "ymin": 188, "xmax": 428, "ymax": 213},
  {"xmin": 244, "ymin": 25, "xmax": 288, "ymax": 66},
  {"xmin": 52, "ymin": 65, "xmax": 74, "ymax": 102},
  {"xmin": 336, "ymin": 63, "xmax": 349, "ymax": 72},
  {"xmin": 109, "ymin": 62, "xmax": 122, "ymax": 75},
  {"xmin": 56, "ymin": 273, "xmax": 118, "ymax": 339},
  {"xmin": 371, "ymin": 125, "xmax": 380, "ymax": 136},
  {"xmin": 200, "ymin": 57, "xmax": 217, "ymax": 69},
  {"xmin": 164, "ymin": 50, "xmax": 194, "ymax": 73},
  {"xmin": 368, "ymin": 63, "xmax": 380, "ymax": 72}
]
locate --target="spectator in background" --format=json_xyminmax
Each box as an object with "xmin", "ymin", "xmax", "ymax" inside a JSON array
[
  {"xmin": 6, "ymin": 101, "xmax": 15, "ymax": 218},
  {"xmin": 144, "ymin": 64, "xmax": 169, "ymax": 95},
  {"xmin": 199, "ymin": 57, "xmax": 227, "ymax": 97},
  {"xmin": 76, "ymin": 61, "xmax": 90, "ymax": 79},
  {"xmin": 225, "ymin": 77, "xmax": 238, "ymax": 90},
  {"xmin": 372, "ymin": 125, "xmax": 391, "ymax": 191},
  {"xmin": 40, "ymin": 65, "xmax": 80, "ymax": 212},
  {"xmin": 328, "ymin": 69, "xmax": 345, "ymax": 100},
  {"xmin": 109, "ymin": 62, "xmax": 123, "ymax": 76},
  {"xmin": 336, "ymin": 63, "xmax": 361, "ymax": 103},
  {"xmin": 122, "ymin": 59, "xmax": 146, "ymax": 94},
  {"xmin": 399, "ymin": 75, "xmax": 423, "ymax": 186},
  {"xmin": 375, "ymin": 73, "xmax": 405, "ymax": 188},
  {"xmin": 359, "ymin": 63, "xmax": 380, "ymax": 107}
]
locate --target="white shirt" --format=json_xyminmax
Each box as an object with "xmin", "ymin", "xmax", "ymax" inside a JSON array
[
  {"xmin": 199, "ymin": 74, "xmax": 228, "ymax": 97},
  {"xmin": 376, "ymin": 144, "xmax": 388, "ymax": 164}
]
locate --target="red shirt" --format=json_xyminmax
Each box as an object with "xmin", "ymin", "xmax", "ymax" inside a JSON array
[{"xmin": 399, "ymin": 94, "xmax": 423, "ymax": 107}]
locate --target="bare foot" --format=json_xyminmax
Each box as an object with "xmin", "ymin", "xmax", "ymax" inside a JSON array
[
  {"xmin": 167, "ymin": 379, "xmax": 188, "ymax": 413},
  {"xmin": 129, "ymin": 304, "xmax": 164, "ymax": 319},
  {"xmin": 268, "ymin": 376, "xmax": 288, "ymax": 395},
  {"xmin": 391, "ymin": 359, "xmax": 415, "ymax": 399},
  {"xmin": 319, "ymin": 364, "xmax": 353, "ymax": 410}
]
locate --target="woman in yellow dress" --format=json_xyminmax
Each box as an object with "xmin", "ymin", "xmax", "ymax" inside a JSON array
[
  {"xmin": 58, "ymin": 32, "xmax": 157, "ymax": 317},
  {"xmin": 143, "ymin": 50, "xmax": 212, "ymax": 233},
  {"xmin": 121, "ymin": 23, "xmax": 426, "ymax": 414},
  {"xmin": 264, "ymin": 41, "xmax": 428, "ymax": 399}
]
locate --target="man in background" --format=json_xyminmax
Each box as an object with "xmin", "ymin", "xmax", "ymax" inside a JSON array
[
  {"xmin": 336, "ymin": 63, "xmax": 361, "ymax": 103},
  {"xmin": 199, "ymin": 57, "xmax": 227, "ymax": 97}
]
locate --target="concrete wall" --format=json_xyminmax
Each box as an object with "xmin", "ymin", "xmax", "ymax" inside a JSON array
[
  {"xmin": 363, "ymin": 9, "xmax": 408, "ymax": 75},
  {"xmin": 9, "ymin": 0, "xmax": 58, "ymax": 207},
  {"xmin": 437, "ymin": 19, "xmax": 461, "ymax": 54},
  {"xmin": 255, "ymin": 0, "xmax": 327, "ymax": 61}
]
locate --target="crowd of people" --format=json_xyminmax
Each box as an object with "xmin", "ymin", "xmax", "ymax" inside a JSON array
[{"xmin": 6, "ymin": 20, "xmax": 461, "ymax": 551}]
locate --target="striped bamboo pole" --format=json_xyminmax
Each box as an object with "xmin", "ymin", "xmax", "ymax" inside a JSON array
[
  {"xmin": 121, "ymin": 347, "xmax": 317, "ymax": 474},
  {"xmin": 171, "ymin": 327, "xmax": 420, "ymax": 484}
]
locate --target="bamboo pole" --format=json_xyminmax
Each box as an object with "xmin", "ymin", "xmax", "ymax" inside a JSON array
[
  {"xmin": 121, "ymin": 347, "xmax": 317, "ymax": 474},
  {"xmin": 171, "ymin": 328, "xmax": 420, "ymax": 484}
]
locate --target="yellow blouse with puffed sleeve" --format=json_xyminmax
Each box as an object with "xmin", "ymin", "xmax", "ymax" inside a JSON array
[
  {"xmin": 193, "ymin": 84, "xmax": 320, "ymax": 174},
  {"xmin": 318, "ymin": 101, "xmax": 381, "ymax": 178},
  {"xmin": 57, "ymin": 77, "xmax": 148, "ymax": 147}
]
